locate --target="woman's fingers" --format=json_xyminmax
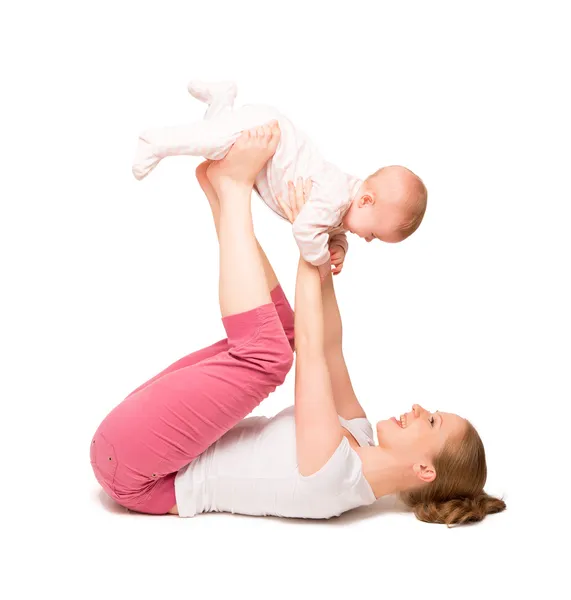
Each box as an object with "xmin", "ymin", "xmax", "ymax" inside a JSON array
[
  {"xmin": 295, "ymin": 177, "xmax": 304, "ymax": 213},
  {"xmin": 277, "ymin": 194, "xmax": 293, "ymax": 222},
  {"xmin": 282, "ymin": 176, "xmax": 312, "ymax": 223},
  {"xmin": 295, "ymin": 176, "xmax": 311, "ymax": 213},
  {"xmin": 304, "ymin": 177, "xmax": 313, "ymax": 201},
  {"xmin": 267, "ymin": 122, "xmax": 280, "ymax": 155},
  {"xmin": 287, "ymin": 181, "xmax": 297, "ymax": 218}
]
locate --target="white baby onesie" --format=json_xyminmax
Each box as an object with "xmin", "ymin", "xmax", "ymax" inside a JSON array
[{"xmin": 132, "ymin": 81, "xmax": 363, "ymax": 266}]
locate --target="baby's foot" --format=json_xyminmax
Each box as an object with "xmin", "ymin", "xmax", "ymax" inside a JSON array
[
  {"xmin": 187, "ymin": 80, "xmax": 237, "ymax": 116},
  {"xmin": 132, "ymin": 132, "xmax": 160, "ymax": 180}
]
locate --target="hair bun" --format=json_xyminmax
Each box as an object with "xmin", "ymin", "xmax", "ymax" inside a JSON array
[{"xmin": 413, "ymin": 493, "xmax": 506, "ymax": 527}]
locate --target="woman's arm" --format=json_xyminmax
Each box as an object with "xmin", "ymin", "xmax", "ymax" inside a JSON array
[
  {"xmin": 294, "ymin": 257, "xmax": 343, "ymax": 476},
  {"xmin": 321, "ymin": 274, "xmax": 367, "ymax": 420},
  {"xmin": 278, "ymin": 180, "xmax": 367, "ymax": 421}
]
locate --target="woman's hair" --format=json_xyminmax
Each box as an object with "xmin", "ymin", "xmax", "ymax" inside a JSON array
[{"xmin": 400, "ymin": 421, "xmax": 506, "ymax": 527}]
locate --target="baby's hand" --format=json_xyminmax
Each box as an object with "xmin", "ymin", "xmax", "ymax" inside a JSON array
[{"xmin": 329, "ymin": 244, "xmax": 346, "ymax": 276}]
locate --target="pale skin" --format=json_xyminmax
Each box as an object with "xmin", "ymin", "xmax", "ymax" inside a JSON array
[{"xmin": 169, "ymin": 124, "xmax": 464, "ymax": 514}]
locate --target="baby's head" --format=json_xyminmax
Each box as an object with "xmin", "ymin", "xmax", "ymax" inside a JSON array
[{"xmin": 343, "ymin": 166, "xmax": 427, "ymax": 243}]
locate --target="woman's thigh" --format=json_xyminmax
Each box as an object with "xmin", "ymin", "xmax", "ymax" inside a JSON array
[{"xmin": 90, "ymin": 303, "xmax": 293, "ymax": 514}]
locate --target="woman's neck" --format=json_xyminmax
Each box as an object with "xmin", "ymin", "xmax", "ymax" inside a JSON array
[{"xmin": 356, "ymin": 445, "xmax": 419, "ymax": 499}]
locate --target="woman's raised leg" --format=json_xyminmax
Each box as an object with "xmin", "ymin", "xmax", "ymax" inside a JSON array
[
  {"xmin": 90, "ymin": 123, "xmax": 293, "ymax": 515},
  {"xmin": 196, "ymin": 160, "xmax": 294, "ymax": 346},
  {"xmin": 125, "ymin": 156, "xmax": 294, "ymax": 398}
]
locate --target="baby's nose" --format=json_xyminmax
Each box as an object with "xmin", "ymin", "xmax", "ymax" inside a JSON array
[{"xmin": 365, "ymin": 237, "xmax": 373, "ymax": 243}]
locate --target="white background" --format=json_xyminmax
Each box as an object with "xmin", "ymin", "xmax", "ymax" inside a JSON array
[{"xmin": 2, "ymin": 1, "xmax": 570, "ymax": 598}]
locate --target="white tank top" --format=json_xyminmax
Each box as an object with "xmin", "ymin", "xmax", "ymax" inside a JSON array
[{"xmin": 174, "ymin": 406, "xmax": 377, "ymax": 519}]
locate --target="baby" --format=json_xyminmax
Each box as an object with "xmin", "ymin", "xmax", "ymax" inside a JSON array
[{"xmin": 133, "ymin": 81, "xmax": 427, "ymax": 278}]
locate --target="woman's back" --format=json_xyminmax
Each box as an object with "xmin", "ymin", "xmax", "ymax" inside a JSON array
[{"xmin": 175, "ymin": 407, "xmax": 376, "ymax": 519}]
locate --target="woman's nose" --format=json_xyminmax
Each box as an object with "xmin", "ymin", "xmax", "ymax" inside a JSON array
[{"xmin": 412, "ymin": 404, "xmax": 426, "ymax": 417}]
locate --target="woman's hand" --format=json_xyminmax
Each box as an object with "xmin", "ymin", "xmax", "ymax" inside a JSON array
[
  {"xmin": 206, "ymin": 121, "xmax": 281, "ymax": 192},
  {"xmin": 277, "ymin": 177, "xmax": 313, "ymax": 224},
  {"xmin": 279, "ymin": 177, "xmax": 334, "ymax": 281}
]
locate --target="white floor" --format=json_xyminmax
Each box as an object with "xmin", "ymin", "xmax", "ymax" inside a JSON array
[
  {"xmin": 28, "ymin": 469, "xmax": 556, "ymax": 599},
  {"xmin": 3, "ymin": 1, "xmax": 569, "ymax": 598}
]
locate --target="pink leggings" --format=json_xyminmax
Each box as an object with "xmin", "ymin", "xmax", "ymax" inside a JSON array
[{"xmin": 90, "ymin": 286, "xmax": 294, "ymax": 514}]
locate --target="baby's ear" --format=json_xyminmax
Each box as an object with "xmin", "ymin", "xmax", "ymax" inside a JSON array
[{"xmin": 359, "ymin": 194, "xmax": 374, "ymax": 207}]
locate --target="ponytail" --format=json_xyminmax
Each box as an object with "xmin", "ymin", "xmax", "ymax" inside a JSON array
[{"xmin": 411, "ymin": 493, "xmax": 506, "ymax": 527}]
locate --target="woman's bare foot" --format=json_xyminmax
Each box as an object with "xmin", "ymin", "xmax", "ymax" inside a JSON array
[{"xmin": 206, "ymin": 121, "xmax": 280, "ymax": 193}]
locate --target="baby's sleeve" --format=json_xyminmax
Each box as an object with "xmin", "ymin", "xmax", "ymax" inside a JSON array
[
  {"xmin": 292, "ymin": 192, "xmax": 344, "ymax": 267},
  {"xmin": 329, "ymin": 231, "xmax": 348, "ymax": 255}
]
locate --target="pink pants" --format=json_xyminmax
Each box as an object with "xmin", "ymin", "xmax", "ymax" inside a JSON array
[{"xmin": 90, "ymin": 286, "xmax": 294, "ymax": 514}]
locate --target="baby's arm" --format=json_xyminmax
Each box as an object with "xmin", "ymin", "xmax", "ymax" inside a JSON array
[
  {"xmin": 292, "ymin": 211, "xmax": 332, "ymax": 276},
  {"xmin": 329, "ymin": 232, "xmax": 348, "ymax": 254},
  {"xmin": 292, "ymin": 192, "xmax": 345, "ymax": 278}
]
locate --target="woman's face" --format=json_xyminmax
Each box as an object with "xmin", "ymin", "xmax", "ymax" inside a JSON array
[{"xmin": 376, "ymin": 404, "xmax": 466, "ymax": 460}]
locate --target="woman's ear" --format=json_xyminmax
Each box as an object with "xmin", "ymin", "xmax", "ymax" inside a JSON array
[{"xmin": 413, "ymin": 462, "xmax": 436, "ymax": 484}]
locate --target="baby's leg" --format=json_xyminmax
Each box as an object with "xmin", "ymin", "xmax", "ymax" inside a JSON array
[
  {"xmin": 132, "ymin": 105, "xmax": 275, "ymax": 181},
  {"xmin": 187, "ymin": 80, "xmax": 237, "ymax": 120},
  {"xmin": 132, "ymin": 120, "xmax": 238, "ymax": 180}
]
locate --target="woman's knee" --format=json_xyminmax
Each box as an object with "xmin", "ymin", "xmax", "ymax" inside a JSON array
[
  {"xmin": 90, "ymin": 404, "xmax": 146, "ymax": 496},
  {"xmin": 284, "ymin": 327, "xmax": 295, "ymax": 352},
  {"xmin": 90, "ymin": 417, "xmax": 163, "ymax": 510},
  {"xmin": 268, "ymin": 336, "xmax": 294, "ymax": 385},
  {"xmin": 90, "ymin": 425, "xmax": 119, "ymax": 498}
]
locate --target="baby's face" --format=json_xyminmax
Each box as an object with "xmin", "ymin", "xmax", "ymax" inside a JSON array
[
  {"xmin": 343, "ymin": 166, "xmax": 426, "ymax": 243},
  {"xmin": 343, "ymin": 184, "xmax": 408, "ymax": 244},
  {"xmin": 345, "ymin": 199, "xmax": 406, "ymax": 243}
]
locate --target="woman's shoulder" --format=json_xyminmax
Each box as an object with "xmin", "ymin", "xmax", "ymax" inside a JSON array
[{"xmin": 338, "ymin": 414, "xmax": 375, "ymax": 447}]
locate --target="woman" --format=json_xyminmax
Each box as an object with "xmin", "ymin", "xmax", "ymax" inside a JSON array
[{"xmin": 91, "ymin": 123, "xmax": 505, "ymax": 526}]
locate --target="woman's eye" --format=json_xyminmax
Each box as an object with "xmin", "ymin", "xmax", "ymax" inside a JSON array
[{"xmin": 429, "ymin": 416, "xmax": 435, "ymax": 427}]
